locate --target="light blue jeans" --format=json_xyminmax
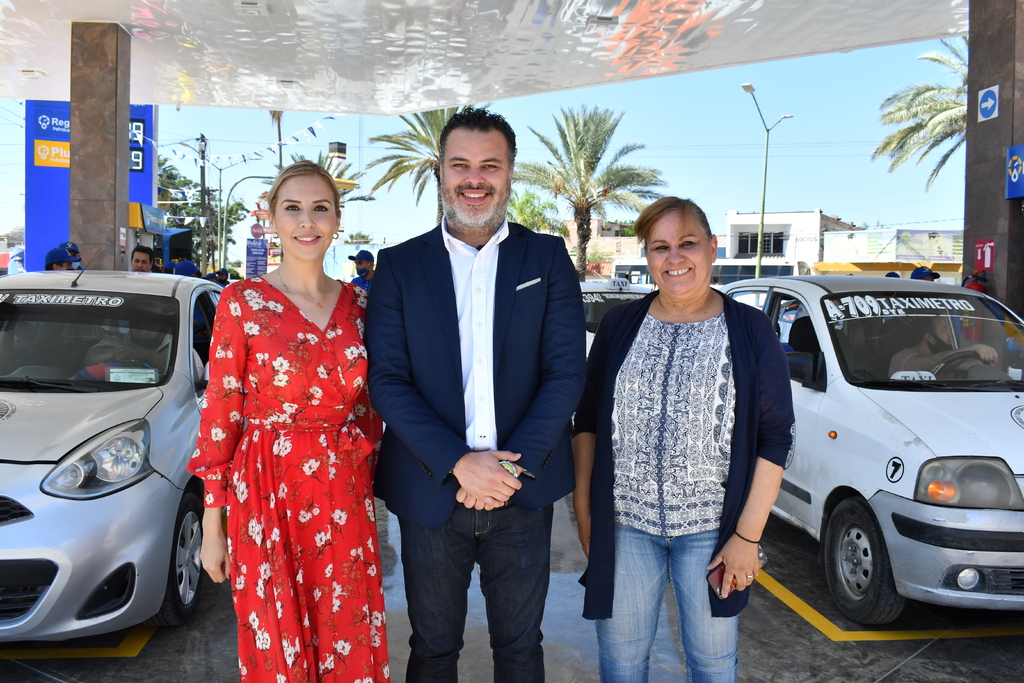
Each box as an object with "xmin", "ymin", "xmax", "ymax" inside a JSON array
[{"xmin": 596, "ymin": 524, "xmax": 739, "ymax": 683}]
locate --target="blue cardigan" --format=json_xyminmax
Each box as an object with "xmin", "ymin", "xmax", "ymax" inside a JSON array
[{"xmin": 573, "ymin": 291, "xmax": 794, "ymax": 619}]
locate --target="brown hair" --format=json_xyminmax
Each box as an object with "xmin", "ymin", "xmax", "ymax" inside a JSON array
[
  {"xmin": 267, "ymin": 160, "xmax": 341, "ymax": 217},
  {"xmin": 634, "ymin": 197, "xmax": 712, "ymax": 245}
]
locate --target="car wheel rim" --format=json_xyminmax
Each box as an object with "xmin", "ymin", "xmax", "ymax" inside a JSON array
[
  {"xmin": 175, "ymin": 510, "xmax": 201, "ymax": 606},
  {"xmin": 836, "ymin": 523, "xmax": 874, "ymax": 602}
]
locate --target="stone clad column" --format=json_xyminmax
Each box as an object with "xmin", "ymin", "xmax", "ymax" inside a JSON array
[
  {"xmin": 965, "ymin": 0, "xmax": 1024, "ymax": 314},
  {"xmin": 69, "ymin": 22, "xmax": 131, "ymax": 271}
]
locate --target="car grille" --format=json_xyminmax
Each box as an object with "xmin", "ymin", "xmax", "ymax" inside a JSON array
[
  {"xmin": 0, "ymin": 560, "xmax": 58, "ymax": 622},
  {"xmin": 987, "ymin": 568, "xmax": 1024, "ymax": 596},
  {"xmin": 0, "ymin": 496, "xmax": 32, "ymax": 525}
]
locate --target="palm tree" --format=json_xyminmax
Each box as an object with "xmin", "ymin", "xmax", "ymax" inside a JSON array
[
  {"xmin": 516, "ymin": 106, "xmax": 664, "ymax": 280},
  {"xmin": 871, "ymin": 37, "xmax": 967, "ymax": 190},
  {"xmin": 365, "ymin": 105, "xmax": 481, "ymax": 224},
  {"xmin": 508, "ymin": 189, "xmax": 568, "ymax": 237},
  {"xmin": 269, "ymin": 110, "xmax": 284, "ymax": 170}
]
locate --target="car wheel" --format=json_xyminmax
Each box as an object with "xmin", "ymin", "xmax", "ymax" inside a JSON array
[
  {"xmin": 146, "ymin": 490, "xmax": 204, "ymax": 626},
  {"xmin": 823, "ymin": 497, "xmax": 906, "ymax": 625}
]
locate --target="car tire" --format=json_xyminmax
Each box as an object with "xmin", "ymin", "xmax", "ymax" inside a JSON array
[
  {"xmin": 824, "ymin": 496, "xmax": 906, "ymax": 625},
  {"xmin": 146, "ymin": 490, "xmax": 204, "ymax": 626}
]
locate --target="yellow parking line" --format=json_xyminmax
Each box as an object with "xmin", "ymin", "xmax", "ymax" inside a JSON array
[
  {"xmin": 0, "ymin": 624, "xmax": 157, "ymax": 660},
  {"xmin": 756, "ymin": 571, "xmax": 1024, "ymax": 642}
]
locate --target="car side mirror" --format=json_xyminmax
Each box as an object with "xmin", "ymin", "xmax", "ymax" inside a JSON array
[{"xmin": 787, "ymin": 352, "xmax": 814, "ymax": 382}]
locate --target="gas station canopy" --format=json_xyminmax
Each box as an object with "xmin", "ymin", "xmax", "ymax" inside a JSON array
[{"xmin": 1, "ymin": 0, "xmax": 967, "ymax": 115}]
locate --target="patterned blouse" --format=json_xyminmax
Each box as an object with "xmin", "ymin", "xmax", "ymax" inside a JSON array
[{"xmin": 611, "ymin": 312, "xmax": 736, "ymax": 537}]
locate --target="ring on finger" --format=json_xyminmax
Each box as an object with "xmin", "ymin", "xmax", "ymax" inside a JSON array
[{"xmin": 746, "ymin": 574, "xmax": 754, "ymax": 579}]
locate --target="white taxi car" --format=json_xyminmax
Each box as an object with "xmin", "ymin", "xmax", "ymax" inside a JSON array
[
  {"xmin": 0, "ymin": 270, "xmax": 221, "ymax": 640},
  {"xmin": 722, "ymin": 276, "xmax": 1024, "ymax": 624},
  {"xmin": 581, "ymin": 278, "xmax": 653, "ymax": 354}
]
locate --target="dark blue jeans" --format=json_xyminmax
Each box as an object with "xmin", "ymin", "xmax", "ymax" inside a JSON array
[{"xmin": 399, "ymin": 503, "xmax": 554, "ymax": 683}]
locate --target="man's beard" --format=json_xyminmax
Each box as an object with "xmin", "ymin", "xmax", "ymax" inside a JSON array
[{"xmin": 441, "ymin": 180, "xmax": 511, "ymax": 237}]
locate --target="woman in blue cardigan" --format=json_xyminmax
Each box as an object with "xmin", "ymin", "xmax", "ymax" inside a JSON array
[{"xmin": 573, "ymin": 197, "xmax": 794, "ymax": 683}]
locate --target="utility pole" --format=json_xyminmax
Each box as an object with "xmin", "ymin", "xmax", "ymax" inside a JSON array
[{"xmin": 198, "ymin": 133, "xmax": 208, "ymax": 272}]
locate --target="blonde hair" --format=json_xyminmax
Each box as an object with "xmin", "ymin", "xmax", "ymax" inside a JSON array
[{"xmin": 266, "ymin": 160, "xmax": 341, "ymax": 216}]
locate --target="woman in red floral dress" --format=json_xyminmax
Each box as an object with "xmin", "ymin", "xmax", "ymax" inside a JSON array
[{"xmin": 189, "ymin": 161, "xmax": 389, "ymax": 682}]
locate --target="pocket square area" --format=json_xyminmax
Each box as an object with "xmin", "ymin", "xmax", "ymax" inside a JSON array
[{"xmin": 516, "ymin": 278, "xmax": 542, "ymax": 291}]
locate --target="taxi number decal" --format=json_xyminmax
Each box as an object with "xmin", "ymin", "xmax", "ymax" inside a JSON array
[
  {"xmin": 886, "ymin": 456, "xmax": 905, "ymax": 483},
  {"xmin": 825, "ymin": 295, "xmax": 976, "ymax": 321}
]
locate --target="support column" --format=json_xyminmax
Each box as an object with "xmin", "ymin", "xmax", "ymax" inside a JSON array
[{"xmin": 69, "ymin": 22, "xmax": 131, "ymax": 271}]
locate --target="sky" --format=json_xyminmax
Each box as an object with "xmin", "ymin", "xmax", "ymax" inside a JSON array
[{"xmin": 0, "ymin": 37, "xmax": 966, "ymax": 266}]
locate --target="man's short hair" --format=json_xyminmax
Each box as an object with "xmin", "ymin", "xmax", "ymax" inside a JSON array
[
  {"xmin": 131, "ymin": 245, "xmax": 155, "ymax": 262},
  {"xmin": 438, "ymin": 107, "xmax": 517, "ymax": 178}
]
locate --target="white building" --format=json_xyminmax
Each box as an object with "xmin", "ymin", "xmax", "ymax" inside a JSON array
[{"xmin": 722, "ymin": 210, "xmax": 861, "ymax": 267}]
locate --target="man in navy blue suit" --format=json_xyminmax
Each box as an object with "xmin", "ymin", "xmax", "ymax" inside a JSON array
[{"xmin": 366, "ymin": 108, "xmax": 585, "ymax": 682}]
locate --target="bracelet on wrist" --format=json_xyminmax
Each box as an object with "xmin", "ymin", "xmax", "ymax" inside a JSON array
[{"xmin": 734, "ymin": 530, "xmax": 760, "ymax": 544}]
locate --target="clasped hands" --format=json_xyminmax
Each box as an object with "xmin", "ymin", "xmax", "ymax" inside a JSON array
[{"xmin": 453, "ymin": 450, "xmax": 523, "ymax": 510}]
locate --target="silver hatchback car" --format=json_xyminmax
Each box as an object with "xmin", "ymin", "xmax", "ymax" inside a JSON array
[{"xmin": 0, "ymin": 270, "xmax": 222, "ymax": 641}]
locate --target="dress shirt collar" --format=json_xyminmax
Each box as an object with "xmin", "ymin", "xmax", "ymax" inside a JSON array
[{"xmin": 441, "ymin": 216, "xmax": 510, "ymax": 254}]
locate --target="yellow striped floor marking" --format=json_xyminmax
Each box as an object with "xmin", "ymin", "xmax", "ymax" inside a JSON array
[
  {"xmin": 0, "ymin": 625, "xmax": 157, "ymax": 660},
  {"xmin": 756, "ymin": 571, "xmax": 1024, "ymax": 642}
]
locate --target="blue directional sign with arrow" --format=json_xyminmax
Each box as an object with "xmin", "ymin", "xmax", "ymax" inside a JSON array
[{"xmin": 979, "ymin": 85, "xmax": 999, "ymax": 122}]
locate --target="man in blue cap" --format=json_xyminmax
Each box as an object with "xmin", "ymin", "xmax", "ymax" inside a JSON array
[
  {"xmin": 215, "ymin": 268, "xmax": 230, "ymax": 287},
  {"xmin": 349, "ymin": 249, "xmax": 374, "ymax": 292},
  {"xmin": 173, "ymin": 259, "xmax": 201, "ymax": 277},
  {"xmin": 58, "ymin": 241, "xmax": 84, "ymax": 270},
  {"xmin": 910, "ymin": 266, "xmax": 940, "ymax": 282},
  {"xmin": 44, "ymin": 247, "xmax": 81, "ymax": 271}
]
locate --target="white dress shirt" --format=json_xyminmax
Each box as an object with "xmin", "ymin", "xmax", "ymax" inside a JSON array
[{"xmin": 441, "ymin": 217, "xmax": 510, "ymax": 452}]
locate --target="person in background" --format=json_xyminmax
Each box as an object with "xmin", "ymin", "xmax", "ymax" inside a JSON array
[
  {"xmin": 131, "ymin": 245, "xmax": 155, "ymax": 272},
  {"xmin": 173, "ymin": 259, "xmax": 201, "ymax": 277},
  {"xmin": 910, "ymin": 266, "xmax": 940, "ymax": 282},
  {"xmin": 58, "ymin": 241, "xmax": 84, "ymax": 270},
  {"xmin": 348, "ymin": 249, "xmax": 374, "ymax": 292},
  {"xmin": 215, "ymin": 268, "xmax": 230, "ymax": 286},
  {"xmin": 884, "ymin": 271, "xmax": 900, "ymax": 278},
  {"xmin": 573, "ymin": 196, "xmax": 794, "ymax": 683},
  {"xmin": 204, "ymin": 273, "xmax": 220, "ymax": 284},
  {"xmin": 44, "ymin": 247, "xmax": 80, "ymax": 271},
  {"xmin": 189, "ymin": 160, "xmax": 388, "ymax": 682}
]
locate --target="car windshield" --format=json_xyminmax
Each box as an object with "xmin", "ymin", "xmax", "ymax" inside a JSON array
[
  {"xmin": 821, "ymin": 291, "xmax": 1024, "ymax": 389},
  {"xmin": 0, "ymin": 291, "xmax": 179, "ymax": 391},
  {"xmin": 582, "ymin": 291, "xmax": 647, "ymax": 333}
]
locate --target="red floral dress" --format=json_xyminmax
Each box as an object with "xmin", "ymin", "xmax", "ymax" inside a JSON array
[{"xmin": 188, "ymin": 278, "xmax": 389, "ymax": 683}]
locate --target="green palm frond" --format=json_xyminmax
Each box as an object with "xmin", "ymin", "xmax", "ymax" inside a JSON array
[
  {"xmin": 365, "ymin": 105, "xmax": 485, "ymax": 219},
  {"xmin": 515, "ymin": 106, "xmax": 664, "ymax": 280},
  {"xmin": 872, "ymin": 37, "xmax": 967, "ymax": 190}
]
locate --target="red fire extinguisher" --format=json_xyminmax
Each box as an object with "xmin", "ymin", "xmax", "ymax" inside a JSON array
[{"xmin": 963, "ymin": 270, "xmax": 986, "ymax": 293}]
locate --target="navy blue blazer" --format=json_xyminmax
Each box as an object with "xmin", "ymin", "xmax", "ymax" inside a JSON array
[
  {"xmin": 366, "ymin": 222, "xmax": 586, "ymax": 527},
  {"xmin": 574, "ymin": 291, "xmax": 795, "ymax": 619}
]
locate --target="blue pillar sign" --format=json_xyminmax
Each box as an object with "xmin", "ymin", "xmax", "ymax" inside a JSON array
[
  {"xmin": 979, "ymin": 85, "xmax": 999, "ymax": 122},
  {"xmin": 1007, "ymin": 144, "xmax": 1024, "ymax": 199},
  {"xmin": 24, "ymin": 100, "xmax": 156, "ymax": 271}
]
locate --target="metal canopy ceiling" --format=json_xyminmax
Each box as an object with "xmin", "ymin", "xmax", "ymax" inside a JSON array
[{"xmin": 0, "ymin": 0, "xmax": 968, "ymax": 115}]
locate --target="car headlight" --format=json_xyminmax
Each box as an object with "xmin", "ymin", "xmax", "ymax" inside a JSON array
[
  {"xmin": 914, "ymin": 457, "xmax": 1024, "ymax": 510},
  {"xmin": 41, "ymin": 420, "xmax": 153, "ymax": 499}
]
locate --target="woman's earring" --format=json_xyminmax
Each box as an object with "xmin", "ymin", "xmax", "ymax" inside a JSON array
[{"xmin": 334, "ymin": 231, "xmax": 341, "ymax": 240}]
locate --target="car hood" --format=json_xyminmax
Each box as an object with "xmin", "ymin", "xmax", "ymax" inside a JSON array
[
  {"xmin": 0, "ymin": 388, "xmax": 163, "ymax": 463},
  {"xmin": 860, "ymin": 389, "xmax": 1024, "ymax": 471}
]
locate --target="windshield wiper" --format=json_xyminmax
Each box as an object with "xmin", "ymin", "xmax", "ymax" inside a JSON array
[
  {"xmin": 956, "ymin": 380, "xmax": 1024, "ymax": 391},
  {"xmin": 853, "ymin": 379, "xmax": 956, "ymax": 390},
  {"xmin": 0, "ymin": 377, "xmax": 100, "ymax": 393}
]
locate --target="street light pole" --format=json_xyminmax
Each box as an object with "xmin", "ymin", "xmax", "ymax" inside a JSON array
[
  {"xmin": 223, "ymin": 174, "xmax": 276, "ymax": 269},
  {"xmin": 741, "ymin": 84, "xmax": 792, "ymax": 278},
  {"xmin": 198, "ymin": 134, "xmax": 208, "ymax": 272}
]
